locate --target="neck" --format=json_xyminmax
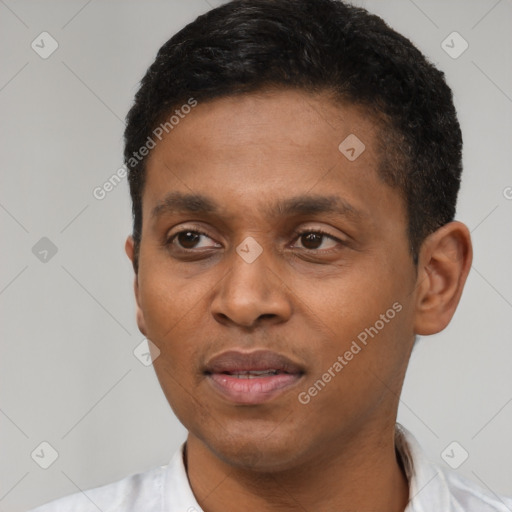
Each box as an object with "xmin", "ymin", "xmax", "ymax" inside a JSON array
[{"xmin": 185, "ymin": 423, "xmax": 410, "ymax": 512}]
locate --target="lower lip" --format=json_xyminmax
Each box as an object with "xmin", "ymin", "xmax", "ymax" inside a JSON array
[{"xmin": 207, "ymin": 373, "xmax": 302, "ymax": 405}]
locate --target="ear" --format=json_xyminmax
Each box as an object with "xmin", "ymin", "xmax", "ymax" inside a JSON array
[
  {"xmin": 413, "ymin": 221, "xmax": 473, "ymax": 335},
  {"xmin": 125, "ymin": 235, "xmax": 148, "ymax": 337}
]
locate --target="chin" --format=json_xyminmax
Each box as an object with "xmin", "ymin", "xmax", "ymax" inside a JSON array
[{"xmin": 200, "ymin": 422, "xmax": 307, "ymax": 473}]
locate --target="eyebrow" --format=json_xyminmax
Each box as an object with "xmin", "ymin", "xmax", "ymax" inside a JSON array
[{"xmin": 151, "ymin": 191, "xmax": 366, "ymax": 222}]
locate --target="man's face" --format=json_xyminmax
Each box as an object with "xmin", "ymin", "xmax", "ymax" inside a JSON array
[{"xmin": 128, "ymin": 89, "xmax": 418, "ymax": 471}]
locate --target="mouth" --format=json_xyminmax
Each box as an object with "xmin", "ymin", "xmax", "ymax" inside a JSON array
[
  {"xmin": 204, "ymin": 350, "xmax": 305, "ymax": 405},
  {"xmin": 217, "ymin": 369, "xmax": 287, "ymax": 378}
]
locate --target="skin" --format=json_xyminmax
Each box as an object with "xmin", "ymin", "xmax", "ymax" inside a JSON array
[{"xmin": 125, "ymin": 88, "xmax": 472, "ymax": 512}]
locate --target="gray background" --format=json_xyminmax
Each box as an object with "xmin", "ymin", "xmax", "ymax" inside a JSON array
[{"xmin": 0, "ymin": 0, "xmax": 511, "ymax": 510}]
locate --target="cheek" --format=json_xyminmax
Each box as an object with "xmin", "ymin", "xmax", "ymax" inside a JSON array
[
  {"xmin": 298, "ymin": 318, "xmax": 409, "ymax": 432},
  {"xmin": 296, "ymin": 265, "xmax": 411, "ymax": 393},
  {"xmin": 138, "ymin": 293, "xmax": 205, "ymax": 406},
  {"xmin": 290, "ymin": 261, "xmax": 396, "ymax": 340},
  {"xmin": 138, "ymin": 261, "xmax": 203, "ymax": 340}
]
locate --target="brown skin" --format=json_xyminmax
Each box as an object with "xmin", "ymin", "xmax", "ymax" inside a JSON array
[{"xmin": 125, "ymin": 89, "xmax": 472, "ymax": 512}]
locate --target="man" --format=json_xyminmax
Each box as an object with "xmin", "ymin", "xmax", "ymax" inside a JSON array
[{"xmin": 30, "ymin": 0, "xmax": 512, "ymax": 510}]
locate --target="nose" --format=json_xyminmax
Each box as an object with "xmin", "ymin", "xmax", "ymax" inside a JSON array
[{"xmin": 210, "ymin": 244, "xmax": 293, "ymax": 329}]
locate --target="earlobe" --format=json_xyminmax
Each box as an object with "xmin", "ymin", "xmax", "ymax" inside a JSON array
[
  {"xmin": 413, "ymin": 221, "xmax": 473, "ymax": 336},
  {"xmin": 124, "ymin": 235, "xmax": 148, "ymax": 337}
]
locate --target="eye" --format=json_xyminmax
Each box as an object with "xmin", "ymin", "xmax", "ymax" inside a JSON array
[
  {"xmin": 291, "ymin": 229, "xmax": 342, "ymax": 252},
  {"xmin": 166, "ymin": 229, "xmax": 220, "ymax": 251},
  {"xmin": 165, "ymin": 227, "xmax": 343, "ymax": 254}
]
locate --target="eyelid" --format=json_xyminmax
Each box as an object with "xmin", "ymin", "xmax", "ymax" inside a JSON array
[
  {"xmin": 291, "ymin": 226, "xmax": 342, "ymax": 240},
  {"xmin": 165, "ymin": 226, "xmax": 220, "ymax": 247},
  {"xmin": 289, "ymin": 227, "xmax": 345, "ymax": 251}
]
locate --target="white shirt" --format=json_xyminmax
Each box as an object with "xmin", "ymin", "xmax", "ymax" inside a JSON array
[{"xmin": 30, "ymin": 424, "xmax": 512, "ymax": 511}]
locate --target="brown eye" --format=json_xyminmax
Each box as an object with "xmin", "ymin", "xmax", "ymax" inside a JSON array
[
  {"xmin": 292, "ymin": 230, "xmax": 339, "ymax": 251},
  {"xmin": 300, "ymin": 233, "xmax": 324, "ymax": 250},
  {"xmin": 166, "ymin": 229, "xmax": 220, "ymax": 251},
  {"xmin": 176, "ymin": 231, "xmax": 201, "ymax": 249}
]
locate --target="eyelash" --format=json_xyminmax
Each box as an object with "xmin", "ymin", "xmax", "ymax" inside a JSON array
[
  {"xmin": 291, "ymin": 228, "xmax": 342, "ymax": 252},
  {"xmin": 165, "ymin": 228, "xmax": 343, "ymax": 254}
]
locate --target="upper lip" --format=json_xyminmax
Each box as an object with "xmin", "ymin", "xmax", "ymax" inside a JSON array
[{"xmin": 204, "ymin": 349, "xmax": 305, "ymax": 375}]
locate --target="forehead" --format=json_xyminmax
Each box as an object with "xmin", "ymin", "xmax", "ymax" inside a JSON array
[
  {"xmin": 141, "ymin": 89, "xmax": 403, "ymax": 231},
  {"xmin": 148, "ymin": 89, "xmax": 378, "ymax": 166}
]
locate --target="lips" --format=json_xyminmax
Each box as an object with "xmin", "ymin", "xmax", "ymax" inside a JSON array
[
  {"xmin": 223, "ymin": 369, "xmax": 281, "ymax": 378},
  {"xmin": 204, "ymin": 349, "xmax": 305, "ymax": 405},
  {"xmin": 204, "ymin": 349, "xmax": 304, "ymax": 375}
]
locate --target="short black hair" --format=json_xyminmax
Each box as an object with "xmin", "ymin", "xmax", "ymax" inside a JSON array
[{"xmin": 124, "ymin": 0, "xmax": 462, "ymax": 273}]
